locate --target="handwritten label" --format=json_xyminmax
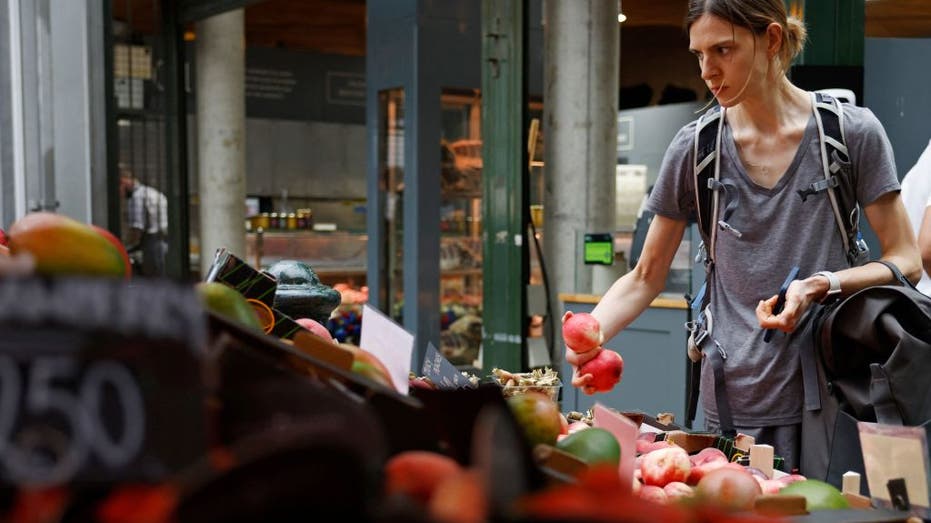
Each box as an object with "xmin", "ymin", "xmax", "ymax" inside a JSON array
[
  {"xmin": 422, "ymin": 343, "xmax": 473, "ymax": 389},
  {"xmin": 360, "ymin": 304, "xmax": 414, "ymax": 395}
]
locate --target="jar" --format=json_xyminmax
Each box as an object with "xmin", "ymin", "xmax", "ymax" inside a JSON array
[
  {"xmin": 287, "ymin": 213, "xmax": 297, "ymax": 230},
  {"xmin": 296, "ymin": 210, "xmax": 308, "ymax": 229},
  {"xmin": 269, "ymin": 212, "xmax": 280, "ymax": 230},
  {"xmin": 256, "ymin": 212, "xmax": 270, "ymax": 230}
]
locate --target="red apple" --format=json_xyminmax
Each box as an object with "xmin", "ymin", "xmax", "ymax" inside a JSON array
[
  {"xmin": 578, "ymin": 349, "xmax": 623, "ymax": 392},
  {"xmin": 686, "ymin": 447, "xmax": 730, "ymax": 485},
  {"xmin": 562, "ymin": 311, "xmax": 603, "ymax": 353},
  {"xmin": 639, "ymin": 440, "xmax": 675, "ymax": 455},
  {"xmin": 663, "ymin": 481, "xmax": 694, "ymax": 501},
  {"xmin": 638, "ymin": 485, "xmax": 668, "ymax": 505},
  {"xmin": 758, "ymin": 478, "xmax": 784, "ymax": 495},
  {"xmin": 295, "ymin": 317, "xmax": 336, "ymax": 342},
  {"xmin": 0, "ymin": 228, "xmax": 8, "ymax": 246},
  {"xmin": 640, "ymin": 446, "xmax": 691, "ymax": 487},
  {"xmin": 567, "ymin": 421, "xmax": 590, "ymax": 435},
  {"xmin": 776, "ymin": 473, "xmax": 807, "ymax": 487}
]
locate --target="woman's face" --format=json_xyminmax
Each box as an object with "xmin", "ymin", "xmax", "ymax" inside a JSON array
[{"xmin": 689, "ymin": 14, "xmax": 771, "ymax": 107}]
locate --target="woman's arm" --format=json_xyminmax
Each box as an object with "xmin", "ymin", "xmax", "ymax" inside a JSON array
[
  {"xmin": 757, "ymin": 191, "xmax": 921, "ymax": 332},
  {"xmin": 592, "ymin": 215, "xmax": 688, "ymax": 340},
  {"xmin": 568, "ymin": 215, "xmax": 687, "ymax": 390}
]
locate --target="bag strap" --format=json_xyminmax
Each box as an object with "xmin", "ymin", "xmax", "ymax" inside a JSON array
[
  {"xmin": 867, "ymin": 259, "xmax": 918, "ymax": 291},
  {"xmin": 870, "ymin": 363, "xmax": 904, "ymax": 425}
]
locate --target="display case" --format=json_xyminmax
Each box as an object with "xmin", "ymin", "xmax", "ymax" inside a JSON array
[
  {"xmin": 244, "ymin": 231, "xmax": 368, "ymax": 286},
  {"xmin": 438, "ymin": 90, "xmax": 484, "ymax": 366}
]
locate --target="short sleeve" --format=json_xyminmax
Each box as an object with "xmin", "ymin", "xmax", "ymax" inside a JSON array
[
  {"xmin": 844, "ymin": 106, "xmax": 900, "ymax": 205},
  {"xmin": 644, "ymin": 121, "xmax": 698, "ymax": 221}
]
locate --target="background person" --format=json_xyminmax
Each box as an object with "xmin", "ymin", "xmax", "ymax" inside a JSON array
[
  {"xmin": 567, "ymin": 0, "xmax": 920, "ymax": 472},
  {"xmin": 120, "ymin": 167, "xmax": 168, "ymax": 277}
]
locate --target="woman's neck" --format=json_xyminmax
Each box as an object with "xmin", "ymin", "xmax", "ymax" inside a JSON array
[{"xmin": 727, "ymin": 77, "xmax": 810, "ymax": 134}]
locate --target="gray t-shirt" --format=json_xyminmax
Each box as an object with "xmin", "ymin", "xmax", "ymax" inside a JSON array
[{"xmin": 646, "ymin": 102, "xmax": 899, "ymax": 426}]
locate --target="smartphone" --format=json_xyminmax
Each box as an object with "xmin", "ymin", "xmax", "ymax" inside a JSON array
[{"xmin": 763, "ymin": 265, "xmax": 800, "ymax": 343}]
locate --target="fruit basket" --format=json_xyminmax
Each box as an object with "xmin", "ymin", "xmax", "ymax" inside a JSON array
[{"xmin": 491, "ymin": 367, "xmax": 562, "ymax": 402}]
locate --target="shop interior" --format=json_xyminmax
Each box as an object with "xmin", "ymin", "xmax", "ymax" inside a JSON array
[{"xmin": 109, "ymin": 0, "xmax": 931, "ymax": 374}]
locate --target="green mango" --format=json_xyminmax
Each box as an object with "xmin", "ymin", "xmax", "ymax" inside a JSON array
[
  {"xmin": 779, "ymin": 479, "xmax": 849, "ymax": 511},
  {"xmin": 197, "ymin": 282, "xmax": 262, "ymax": 330},
  {"xmin": 555, "ymin": 427, "xmax": 621, "ymax": 467}
]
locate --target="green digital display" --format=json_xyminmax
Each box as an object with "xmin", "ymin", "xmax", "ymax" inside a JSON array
[{"xmin": 584, "ymin": 233, "xmax": 614, "ymax": 265}]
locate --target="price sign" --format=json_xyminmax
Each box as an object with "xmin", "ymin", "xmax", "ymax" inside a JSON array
[{"xmin": 0, "ymin": 329, "xmax": 206, "ymax": 487}]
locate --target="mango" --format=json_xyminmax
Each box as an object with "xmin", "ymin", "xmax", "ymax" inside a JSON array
[
  {"xmin": 9, "ymin": 212, "xmax": 126, "ymax": 277},
  {"xmin": 555, "ymin": 427, "xmax": 621, "ymax": 467},
  {"xmin": 196, "ymin": 282, "xmax": 263, "ymax": 331}
]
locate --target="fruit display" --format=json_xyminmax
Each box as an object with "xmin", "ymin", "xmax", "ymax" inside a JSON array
[{"xmin": 0, "ymin": 212, "xmax": 909, "ymax": 523}]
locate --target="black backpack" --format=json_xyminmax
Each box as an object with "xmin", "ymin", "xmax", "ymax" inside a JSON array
[
  {"xmin": 802, "ymin": 260, "xmax": 931, "ymax": 491},
  {"xmin": 685, "ymin": 92, "xmax": 869, "ymax": 435}
]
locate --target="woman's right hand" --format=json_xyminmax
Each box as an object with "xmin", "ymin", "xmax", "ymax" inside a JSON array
[{"xmin": 565, "ymin": 345, "xmax": 601, "ymax": 395}]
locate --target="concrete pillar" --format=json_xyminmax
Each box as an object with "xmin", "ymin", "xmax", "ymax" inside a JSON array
[
  {"xmin": 195, "ymin": 9, "xmax": 245, "ymax": 274},
  {"xmin": 543, "ymin": 0, "xmax": 619, "ymax": 300}
]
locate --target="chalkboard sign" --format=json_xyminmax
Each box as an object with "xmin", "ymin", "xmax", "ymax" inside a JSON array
[{"xmin": 0, "ymin": 278, "xmax": 208, "ymax": 487}]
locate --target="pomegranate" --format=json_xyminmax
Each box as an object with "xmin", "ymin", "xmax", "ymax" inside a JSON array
[
  {"xmin": 577, "ymin": 349, "xmax": 624, "ymax": 392},
  {"xmin": 562, "ymin": 311, "xmax": 603, "ymax": 353},
  {"xmin": 640, "ymin": 446, "xmax": 691, "ymax": 487}
]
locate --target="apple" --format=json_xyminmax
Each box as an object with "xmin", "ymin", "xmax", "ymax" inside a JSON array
[
  {"xmin": 295, "ymin": 317, "xmax": 335, "ymax": 342},
  {"xmin": 694, "ymin": 467, "xmax": 761, "ymax": 511},
  {"xmin": 663, "ymin": 481, "xmax": 694, "ymax": 501},
  {"xmin": 638, "ymin": 440, "xmax": 675, "ymax": 455},
  {"xmin": 686, "ymin": 447, "xmax": 729, "ymax": 485},
  {"xmin": 384, "ymin": 451, "xmax": 463, "ymax": 505},
  {"xmin": 567, "ymin": 421, "xmax": 590, "ymax": 435},
  {"xmin": 638, "ymin": 485, "xmax": 668, "ymax": 505},
  {"xmin": 562, "ymin": 311, "xmax": 603, "ymax": 353},
  {"xmin": 640, "ymin": 446, "xmax": 691, "ymax": 487},
  {"xmin": 577, "ymin": 349, "xmax": 624, "ymax": 392}
]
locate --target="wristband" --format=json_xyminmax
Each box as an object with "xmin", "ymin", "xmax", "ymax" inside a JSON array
[{"xmin": 813, "ymin": 270, "xmax": 841, "ymax": 301}]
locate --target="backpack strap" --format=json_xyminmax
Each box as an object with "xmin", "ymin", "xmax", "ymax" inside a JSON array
[
  {"xmin": 687, "ymin": 105, "xmax": 738, "ymax": 435},
  {"xmin": 693, "ymin": 105, "xmax": 726, "ymax": 267},
  {"xmin": 807, "ymin": 92, "xmax": 868, "ymax": 266}
]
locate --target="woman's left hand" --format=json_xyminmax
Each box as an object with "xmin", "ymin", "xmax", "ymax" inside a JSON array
[{"xmin": 755, "ymin": 278, "xmax": 822, "ymax": 333}]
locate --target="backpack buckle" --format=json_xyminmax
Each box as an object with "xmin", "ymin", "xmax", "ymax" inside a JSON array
[{"xmin": 797, "ymin": 176, "xmax": 839, "ymax": 202}]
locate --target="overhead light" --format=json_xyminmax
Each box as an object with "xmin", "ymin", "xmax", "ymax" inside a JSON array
[{"xmin": 618, "ymin": 13, "xmax": 627, "ymax": 23}]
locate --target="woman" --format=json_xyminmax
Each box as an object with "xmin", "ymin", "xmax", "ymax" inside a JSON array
[{"xmin": 567, "ymin": 0, "xmax": 920, "ymax": 472}]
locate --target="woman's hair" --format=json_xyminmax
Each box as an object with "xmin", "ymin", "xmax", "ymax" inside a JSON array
[{"xmin": 685, "ymin": 0, "xmax": 807, "ymax": 74}]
